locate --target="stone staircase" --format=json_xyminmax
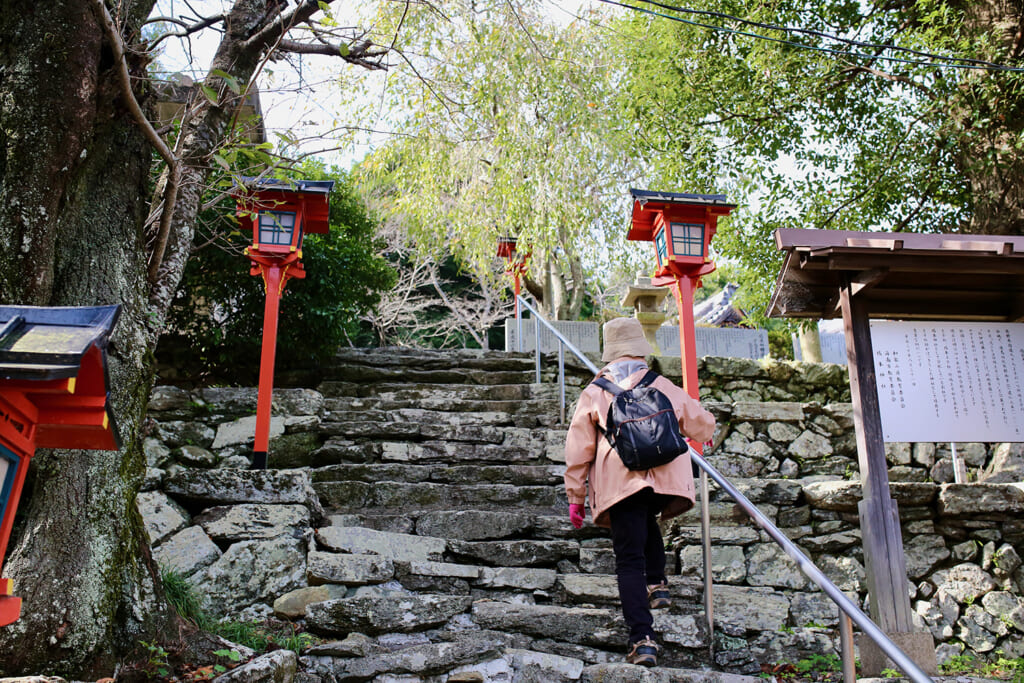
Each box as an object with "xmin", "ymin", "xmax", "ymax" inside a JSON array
[
  {"xmin": 296, "ymin": 347, "xmax": 753, "ymax": 679},
  {"xmin": 143, "ymin": 347, "xmax": 839, "ymax": 682}
]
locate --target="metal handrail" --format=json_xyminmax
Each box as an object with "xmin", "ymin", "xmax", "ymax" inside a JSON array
[
  {"xmin": 515, "ymin": 296, "xmax": 594, "ymax": 423},
  {"xmin": 518, "ymin": 302, "xmax": 933, "ymax": 683}
]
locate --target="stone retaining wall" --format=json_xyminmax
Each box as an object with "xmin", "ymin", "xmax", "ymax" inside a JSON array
[{"xmin": 138, "ymin": 353, "xmax": 1024, "ymax": 672}]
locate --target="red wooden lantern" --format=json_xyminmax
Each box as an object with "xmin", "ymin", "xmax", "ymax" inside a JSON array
[
  {"xmin": 497, "ymin": 236, "xmax": 531, "ymax": 326},
  {"xmin": 0, "ymin": 305, "xmax": 121, "ymax": 626},
  {"xmin": 625, "ymin": 187, "xmax": 736, "ymax": 412},
  {"xmin": 233, "ymin": 178, "xmax": 334, "ymax": 470},
  {"xmin": 627, "ymin": 189, "xmax": 735, "ymax": 284}
]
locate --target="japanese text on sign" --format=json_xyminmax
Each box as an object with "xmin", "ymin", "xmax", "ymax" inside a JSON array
[{"xmin": 871, "ymin": 321, "xmax": 1024, "ymax": 442}]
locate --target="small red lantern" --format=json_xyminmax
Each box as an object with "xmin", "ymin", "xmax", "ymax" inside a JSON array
[
  {"xmin": 0, "ymin": 305, "xmax": 122, "ymax": 626},
  {"xmin": 627, "ymin": 189, "xmax": 735, "ymax": 284},
  {"xmin": 233, "ymin": 178, "xmax": 334, "ymax": 470},
  {"xmin": 497, "ymin": 236, "xmax": 531, "ymax": 332}
]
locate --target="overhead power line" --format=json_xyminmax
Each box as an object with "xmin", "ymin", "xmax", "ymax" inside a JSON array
[{"xmin": 600, "ymin": 0, "xmax": 1024, "ymax": 73}]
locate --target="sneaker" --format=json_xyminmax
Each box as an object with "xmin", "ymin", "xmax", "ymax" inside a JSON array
[
  {"xmin": 648, "ymin": 582, "xmax": 671, "ymax": 609},
  {"xmin": 626, "ymin": 636, "xmax": 659, "ymax": 667}
]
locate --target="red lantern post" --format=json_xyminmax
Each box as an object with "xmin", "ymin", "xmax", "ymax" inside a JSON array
[
  {"xmin": 0, "ymin": 305, "xmax": 122, "ymax": 626},
  {"xmin": 626, "ymin": 189, "xmax": 736, "ymax": 433},
  {"xmin": 234, "ymin": 179, "xmax": 334, "ymax": 470},
  {"xmin": 497, "ymin": 236, "xmax": 531, "ymax": 350}
]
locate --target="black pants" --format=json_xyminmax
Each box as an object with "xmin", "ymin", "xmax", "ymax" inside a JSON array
[{"xmin": 608, "ymin": 487, "xmax": 671, "ymax": 644}]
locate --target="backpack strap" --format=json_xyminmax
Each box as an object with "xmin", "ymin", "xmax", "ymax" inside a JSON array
[
  {"xmin": 635, "ymin": 370, "xmax": 660, "ymax": 389},
  {"xmin": 591, "ymin": 376, "xmax": 623, "ymax": 395}
]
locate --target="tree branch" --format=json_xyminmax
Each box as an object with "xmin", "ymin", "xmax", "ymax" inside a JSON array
[
  {"xmin": 145, "ymin": 13, "xmax": 225, "ymax": 50},
  {"xmin": 275, "ymin": 38, "xmax": 388, "ymax": 69},
  {"xmin": 91, "ymin": 0, "xmax": 182, "ymax": 285}
]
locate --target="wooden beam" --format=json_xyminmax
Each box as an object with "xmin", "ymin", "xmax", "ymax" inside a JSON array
[
  {"xmin": 840, "ymin": 277, "xmax": 914, "ymax": 634},
  {"xmin": 850, "ymin": 268, "xmax": 889, "ymax": 296}
]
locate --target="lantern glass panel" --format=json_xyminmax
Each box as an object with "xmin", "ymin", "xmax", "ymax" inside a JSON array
[
  {"xmin": 669, "ymin": 222, "xmax": 705, "ymax": 258},
  {"xmin": 258, "ymin": 211, "xmax": 297, "ymax": 246},
  {"xmin": 654, "ymin": 228, "xmax": 667, "ymax": 267},
  {"xmin": 0, "ymin": 445, "xmax": 17, "ymax": 521}
]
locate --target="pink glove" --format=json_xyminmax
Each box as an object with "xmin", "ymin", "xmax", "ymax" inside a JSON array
[{"xmin": 569, "ymin": 503, "xmax": 586, "ymax": 529}]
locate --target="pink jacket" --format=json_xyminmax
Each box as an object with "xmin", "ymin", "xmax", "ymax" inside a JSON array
[{"xmin": 563, "ymin": 358, "xmax": 716, "ymax": 528}]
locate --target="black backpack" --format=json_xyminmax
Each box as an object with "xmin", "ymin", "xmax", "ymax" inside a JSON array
[{"xmin": 592, "ymin": 370, "xmax": 690, "ymax": 471}]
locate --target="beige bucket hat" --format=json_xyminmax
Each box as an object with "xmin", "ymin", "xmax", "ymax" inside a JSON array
[{"xmin": 601, "ymin": 317, "xmax": 654, "ymax": 362}]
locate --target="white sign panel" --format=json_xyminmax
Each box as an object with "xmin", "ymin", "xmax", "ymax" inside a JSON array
[
  {"xmin": 656, "ymin": 326, "xmax": 770, "ymax": 360},
  {"xmin": 818, "ymin": 319, "xmax": 848, "ymax": 365},
  {"xmin": 871, "ymin": 321, "xmax": 1024, "ymax": 443},
  {"xmin": 505, "ymin": 319, "xmax": 600, "ymax": 354}
]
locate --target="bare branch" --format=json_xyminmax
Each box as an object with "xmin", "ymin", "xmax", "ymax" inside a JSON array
[
  {"xmin": 276, "ymin": 38, "xmax": 389, "ymax": 69},
  {"xmin": 91, "ymin": 0, "xmax": 181, "ymax": 285},
  {"xmin": 146, "ymin": 13, "xmax": 225, "ymax": 50}
]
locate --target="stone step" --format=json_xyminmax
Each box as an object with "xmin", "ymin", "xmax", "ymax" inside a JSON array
[
  {"xmin": 320, "ymin": 393, "xmax": 564, "ymax": 422},
  {"xmin": 320, "ymin": 381, "xmax": 561, "ymax": 403},
  {"xmin": 311, "ymin": 438, "xmax": 562, "ymax": 466},
  {"xmin": 328, "ymin": 345, "xmax": 538, "ymax": 370},
  {"xmin": 314, "ymin": 479, "xmax": 566, "ymax": 514},
  {"xmin": 318, "ymin": 420, "xmax": 555, "ymax": 448},
  {"xmin": 321, "ymin": 363, "xmax": 539, "ymax": 386},
  {"xmin": 312, "ymin": 463, "xmax": 565, "ymax": 487}
]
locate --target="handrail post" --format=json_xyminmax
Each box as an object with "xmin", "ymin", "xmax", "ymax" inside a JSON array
[
  {"xmin": 840, "ymin": 612, "xmax": 856, "ymax": 683},
  {"xmin": 558, "ymin": 341, "xmax": 566, "ymax": 424},
  {"xmin": 700, "ymin": 467, "xmax": 714, "ymax": 657},
  {"xmin": 516, "ymin": 302, "xmax": 523, "ymax": 353},
  {"xmin": 534, "ymin": 312, "xmax": 541, "ymax": 383}
]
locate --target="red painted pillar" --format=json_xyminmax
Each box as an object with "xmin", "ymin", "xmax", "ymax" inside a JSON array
[
  {"xmin": 252, "ymin": 264, "xmax": 284, "ymax": 470},
  {"xmin": 673, "ymin": 275, "xmax": 703, "ymax": 455}
]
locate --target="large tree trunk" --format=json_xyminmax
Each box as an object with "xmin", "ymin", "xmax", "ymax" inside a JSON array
[
  {"xmin": 0, "ymin": 0, "xmax": 175, "ymax": 675},
  {"xmin": 955, "ymin": 0, "xmax": 1024, "ymax": 235}
]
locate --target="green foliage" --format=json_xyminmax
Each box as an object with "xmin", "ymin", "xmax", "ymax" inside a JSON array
[
  {"xmin": 793, "ymin": 653, "xmax": 840, "ymax": 675},
  {"xmin": 879, "ymin": 668, "xmax": 901, "ymax": 678},
  {"xmin": 612, "ymin": 0, "xmax": 1024, "ymax": 319},
  {"xmin": 163, "ymin": 160, "xmax": 395, "ymax": 381},
  {"xmin": 940, "ymin": 651, "xmax": 1024, "ymax": 683},
  {"xmin": 159, "ymin": 566, "xmax": 318, "ymax": 656},
  {"xmin": 350, "ymin": 1, "xmax": 648, "ymax": 320},
  {"xmin": 140, "ymin": 640, "xmax": 171, "ymax": 678},
  {"xmin": 161, "ymin": 567, "xmax": 206, "ymax": 625}
]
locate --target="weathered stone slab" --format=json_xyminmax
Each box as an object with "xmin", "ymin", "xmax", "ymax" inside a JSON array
[
  {"xmin": 301, "ymin": 631, "xmax": 509, "ymax": 681},
  {"xmin": 194, "ymin": 536, "xmax": 307, "ymax": 617},
  {"xmin": 400, "ymin": 560, "xmax": 482, "ymax": 580},
  {"xmin": 581, "ymin": 663, "xmax": 761, "ymax": 683},
  {"xmin": 505, "ymin": 648, "xmax": 584, "ymax": 682},
  {"xmin": 476, "ymin": 567, "xmax": 557, "ymax": 591},
  {"xmin": 471, "ymin": 601, "xmax": 622, "ymax": 646},
  {"xmin": 137, "ymin": 491, "xmax": 189, "ymax": 545},
  {"xmin": 165, "ymin": 469, "xmax": 319, "ymax": 508},
  {"xmin": 448, "ymin": 540, "xmax": 578, "ymax": 567},
  {"xmin": 315, "ymin": 526, "xmax": 446, "ymax": 562},
  {"xmin": 157, "ymin": 420, "xmax": 216, "ymax": 448},
  {"xmin": 195, "ymin": 504, "xmax": 310, "ymax": 542},
  {"xmin": 712, "ymin": 586, "xmax": 791, "ymax": 633},
  {"xmin": 153, "ymin": 525, "xmax": 221, "ymax": 577},
  {"xmin": 306, "ymin": 551, "xmax": 394, "ymax": 585},
  {"xmin": 938, "ymin": 483, "xmax": 1024, "ymax": 516},
  {"xmin": 745, "ymin": 543, "xmax": 811, "ymax": 590},
  {"xmin": 415, "ymin": 510, "xmax": 534, "ymax": 541},
  {"xmin": 272, "ymin": 585, "xmax": 347, "ymax": 619},
  {"xmin": 212, "ymin": 415, "xmax": 285, "ymax": 449},
  {"xmin": 932, "ymin": 563, "xmax": 999, "ymax": 603},
  {"xmin": 210, "ymin": 648, "xmax": 296, "ymax": 683},
  {"xmin": 905, "ymin": 534, "xmax": 951, "ymax": 580},
  {"xmin": 680, "ymin": 545, "xmax": 747, "ymax": 583},
  {"xmin": 304, "ymin": 593, "xmax": 473, "ymax": 635},
  {"xmin": 731, "ymin": 402, "xmax": 804, "ymax": 422}
]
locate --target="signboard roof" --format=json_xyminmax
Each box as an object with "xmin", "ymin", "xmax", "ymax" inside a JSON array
[{"xmin": 768, "ymin": 228, "xmax": 1024, "ymax": 321}]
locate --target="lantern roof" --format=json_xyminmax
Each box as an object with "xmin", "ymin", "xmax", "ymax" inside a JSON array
[
  {"xmin": 0, "ymin": 305, "xmax": 121, "ymax": 450},
  {"xmin": 234, "ymin": 177, "xmax": 336, "ymax": 236},
  {"xmin": 0, "ymin": 305, "xmax": 119, "ymax": 380},
  {"xmin": 628, "ymin": 188, "xmax": 737, "ymax": 242},
  {"xmin": 240, "ymin": 177, "xmax": 335, "ymax": 195}
]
